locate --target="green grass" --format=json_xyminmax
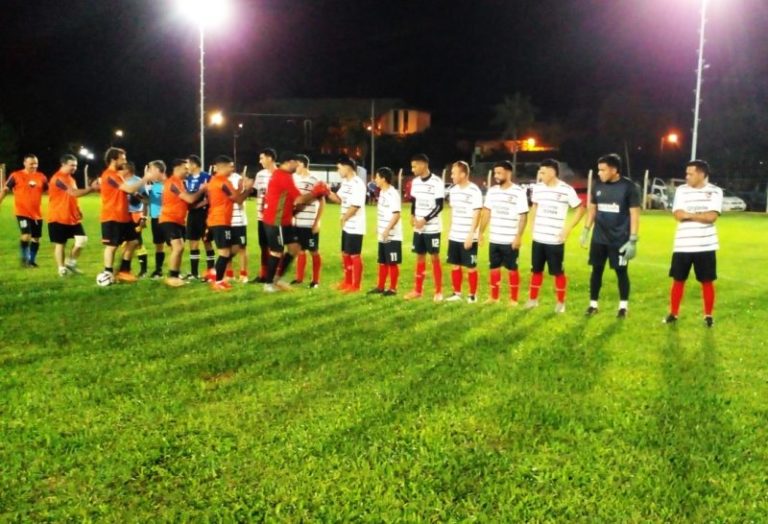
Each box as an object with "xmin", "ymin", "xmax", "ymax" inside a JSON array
[{"xmin": 1, "ymin": 195, "xmax": 767, "ymax": 521}]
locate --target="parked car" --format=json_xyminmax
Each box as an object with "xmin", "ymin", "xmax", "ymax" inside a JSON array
[{"xmin": 721, "ymin": 189, "xmax": 747, "ymax": 212}]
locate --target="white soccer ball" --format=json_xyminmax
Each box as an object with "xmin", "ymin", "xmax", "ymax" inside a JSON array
[{"xmin": 96, "ymin": 271, "xmax": 114, "ymax": 287}]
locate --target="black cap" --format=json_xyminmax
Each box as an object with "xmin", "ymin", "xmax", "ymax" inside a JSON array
[{"xmin": 279, "ymin": 151, "xmax": 298, "ymax": 164}]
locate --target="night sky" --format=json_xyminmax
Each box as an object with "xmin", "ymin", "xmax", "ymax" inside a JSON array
[{"xmin": 2, "ymin": 0, "xmax": 765, "ymax": 168}]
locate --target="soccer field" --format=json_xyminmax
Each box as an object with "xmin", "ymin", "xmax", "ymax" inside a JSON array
[{"xmin": 1, "ymin": 195, "xmax": 767, "ymax": 521}]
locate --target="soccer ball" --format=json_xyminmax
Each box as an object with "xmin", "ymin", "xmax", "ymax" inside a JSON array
[{"xmin": 96, "ymin": 271, "xmax": 114, "ymax": 287}]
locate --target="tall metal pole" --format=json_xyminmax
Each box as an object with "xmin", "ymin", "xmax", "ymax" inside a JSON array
[
  {"xmin": 370, "ymin": 99, "xmax": 375, "ymax": 177},
  {"xmin": 199, "ymin": 24, "xmax": 206, "ymax": 168},
  {"xmin": 691, "ymin": 0, "xmax": 707, "ymax": 160}
]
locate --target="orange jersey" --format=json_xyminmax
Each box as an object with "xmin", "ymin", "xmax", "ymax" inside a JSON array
[
  {"xmin": 7, "ymin": 170, "xmax": 48, "ymax": 219},
  {"xmin": 206, "ymin": 174, "xmax": 236, "ymax": 227},
  {"xmin": 100, "ymin": 168, "xmax": 130, "ymax": 223},
  {"xmin": 48, "ymin": 171, "xmax": 82, "ymax": 225},
  {"xmin": 159, "ymin": 176, "xmax": 189, "ymax": 226}
]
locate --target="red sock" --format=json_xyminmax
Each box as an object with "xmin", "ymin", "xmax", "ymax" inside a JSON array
[
  {"xmin": 468, "ymin": 270, "xmax": 478, "ymax": 296},
  {"xmin": 240, "ymin": 269, "xmax": 248, "ymax": 277},
  {"xmin": 225, "ymin": 263, "xmax": 234, "ymax": 278},
  {"xmin": 351, "ymin": 255, "xmax": 363, "ymax": 289},
  {"xmin": 530, "ymin": 272, "xmax": 544, "ymax": 300},
  {"xmin": 415, "ymin": 260, "xmax": 426, "ymax": 294},
  {"xmin": 670, "ymin": 280, "xmax": 685, "ymax": 316},
  {"xmin": 555, "ymin": 273, "xmax": 567, "ymax": 303},
  {"xmin": 389, "ymin": 264, "xmax": 399, "ymax": 290},
  {"xmin": 342, "ymin": 254, "xmax": 353, "ymax": 286},
  {"xmin": 701, "ymin": 281, "xmax": 715, "ymax": 316},
  {"xmin": 311, "ymin": 252, "xmax": 322, "ymax": 283},
  {"xmin": 509, "ymin": 270, "xmax": 520, "ymax": 301},
  {"xmin": 296, "ymin": 252, "xmax": 307, "ymax": 282},
  {"xmin": 432, "ymin": 258, "xmax": 443, "ymax": 293},
  {"xmin": 489, "ymin": 268, "xmax": 501, "ymax": 300},
  {"xmin": 451, "ymin": 267, "xmax": 463, "ymax": 294},
  {"xmin": 377, "ymin": 264, "xmax": 387, "ymax": 290}
]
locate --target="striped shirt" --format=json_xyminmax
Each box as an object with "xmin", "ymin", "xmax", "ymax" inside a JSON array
[
  {"xmin": 672, "ymin": 183, "xmax": 722, "ymax": 253},
  {"xmin": 292, "ymin": 172, "xmax": 321, "ymax": 228},
  {"xmin": 254, "ymin": 168, "xmax": 272, "ymax": 222},
  {"xmin": 229, "ymin": 173, "xmax": 248, "ymax": 227},
  {"xmin": 339, "ymin": 176, "xmax": 367, "ymax": 235},
  {"xmin": 377, "ymin": 186, "xmax": 403, "ymax": 241},
  {"xmin": 448, "ymin": 182, "xmax": 483, "ymax": 242},
  {"xmin": 531, "ymin": 181, "xmax": 582, "ymax": 245},
  {"xmin": 484, "ymin": 184, "xmax": 529, "ymax": 245},
  {"xmin": 410, "ymin": 174, "xmax": 445, "ymax": 234}
]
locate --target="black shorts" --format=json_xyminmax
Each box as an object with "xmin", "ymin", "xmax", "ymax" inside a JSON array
[
  {"xmin": 531, "ymin": 241, "xmax": 565, "ymax": 276},
  {"xmin": 209, "ymin": 225, "xmax": 233, "ymax": 249},
  {"xmin": 589, "ymin": 242, "xmax": 623, "ymax": 270},
  {"xmin": 186, "ymin": 208, "xmax": 208, "ymax": 241},
  {"xmin": 17, "ymin": 216, "xmax": 43, "ymax": 238},
  {"xmin": 231, "ymin": 225, "xmax": 247, "ymax": 247},
  {"xmin": 101, "ymin": 221, "xmax": 138, "ymax": 247},
  {"xmin": 295, "ymin": 227, "xmax": 320, "ymax": 252},
  {"xmin": 378, "ymin": 241, "xmax": 402, "ymax": 264},
  {"xmin": 151, "ymin": 218, "xmax": 169, "ymax": 245},
  {"xmin": 258, "ymin": 221, "xmax": 269, "ymax": 248},
  {"xmin": 264, "ymin": 224, "xmax": 298, "ymax": 252},
  {"xmin": 48, "ymin": 222, "xmax": 85, "ymax": 244},
  {"xmin": 412, "ymin": 232, "xmax": 441, "ymax": 255},
  {"xmin": 447, "ymin": 240, "xmax": 478, "ymax": 268},
  {"xmin": 489, "ymin": 243, "xmax": 520, "ymax": 270},
  {"xmin": 670, "ymin": 251, "xmax": 717, "ymax": 282},
  {"xmin": 341, "ymin": 231, "xmax": 363, "ymax": 255},
  {"xmin": 160, "ymin": 222, "xmax": 186, "ymax": 243}
]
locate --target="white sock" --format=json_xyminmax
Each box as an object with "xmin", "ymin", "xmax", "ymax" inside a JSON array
[
  {"xmin": 590, "ymin": 300, "xmax": 598, "ymax": 308},
  {"xmin": 619, "ymin": 300, "xmax": 628, "ymax": 310}
]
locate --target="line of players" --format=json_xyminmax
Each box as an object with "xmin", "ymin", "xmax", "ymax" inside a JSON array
[{"xmin": 1, "ymin": 149, "xmax": 722, "ymax": 324}]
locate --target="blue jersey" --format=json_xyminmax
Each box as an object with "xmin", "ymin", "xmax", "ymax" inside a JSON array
[
  {"xmin": 185, "ymin": 171, "xmax": 210, "ymax": 192},
  {"xmin": 148, "ymin": 181, "xmax": 165, "ymax": 219},
  {"xmin": 126, "ymin": 175, "xmax": 148, "ymax": 214}
]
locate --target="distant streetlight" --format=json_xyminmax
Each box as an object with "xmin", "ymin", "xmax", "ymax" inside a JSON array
[
  {"xmin": 115, "ymin": 129, "xmax": 124, "ymax": 138},
  {"xmin": 660, "ymin": 132, "xmax": 681, "ymax": 152},
  {"xmin": 210, "ymin": 111, "xmax": 224, "ymax": 126},
  {"xmin": 78, "ymin": 147, "xmax": 95, "ymax": 161},
  {"xmin": 176, "ymin": 0, "xmax": 232, "ymax": 168},
  {"xmin": 526, "ymin": 137, "xmax": 536, "ymax": 149}
]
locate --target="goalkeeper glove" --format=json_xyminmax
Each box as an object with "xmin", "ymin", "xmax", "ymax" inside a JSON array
[
  {"xmin": 311, "ymin": 182, "xmax": 330, "ymax": 198},
  {"xmin": 619, "ymin": 234, "xmax": 638, "ymax": 261},
  {"xmin": 580, "ymin": 227, "xmax": 591, "ymax": 248}
]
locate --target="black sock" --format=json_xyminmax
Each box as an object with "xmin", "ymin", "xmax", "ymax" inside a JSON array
[
  {"xmin": 20, "ymin": 240, "xmax": 30, "ymax": 260},
  {"xmin": 215, "ymin": 255, "xmax": 230, "ymax": 281},
  {"xmin": 139, "ymin": 254, "xmax": 148, "ymax": 273},
  {"xmin": 589, "ymin": 264, "xmax": 605, "ymax": 301},
  {"xmin": 104, "ymin": 267, "xmax": 113, "ymax": 273},
  {"xmin": 29, "ymin": 241, "xmax": 40, "ymax": 262},
  {"xmin": 280, "ymin": 253, "xmax": 294, "ymax": 278},
  {"xmin": 206, "ymin": 249, "xmax": 215, "ymax": 270},
  {"xmin": 170, "ymin": 270, "xmax": 180, "ymax": 278},
  {"xmin": 155, "ymin": 252, "xmax": 165, "ymax": 272},
  {"xmin": 616, "ymin": 266, "xmax": 630, "ymax": 301},
  {"xmin": 190, "ymin": 249, "xmax": 201, "ymax": 276},
  {"xmin": 120, "ymin": 259, "xmax": 131, "ymax": 272},
  {"xmin": 266, "ymin": 255, "xmax": 281, "ymax": 283}
]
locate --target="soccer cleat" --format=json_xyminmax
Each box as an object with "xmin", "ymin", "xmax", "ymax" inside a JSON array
[
  {"xmin": 165, "ymin": 276, "xmax": 186, "ymax": 288},
  {"xmin": 524, "ymin": 299, "xmax": 539, "ymax": 310},
  {"xmin": 342, "ymin": 286, "xmax": 361, "ymax": 294},
  {"xmin": 116, "ymin": 271, "xmax": 138, "ymax": 283},
  {"xmin": 617, "ymin": 308, "xmax": 628, "ymax": 319},
  {"xmin": 275, "ymin": 280, "xmax": 294, "ymax": 292},
  {"xmin": 151, "ymin": 271, "xmax": 164, "ymax": 280},
  {"xmin": 204, "ymin": 269, "xmax": 216, "ymax": 282},
  {"xmin": 466, "ymin": 295, "xmax": 477, "ymax": 304},
  {"xmin": 308, "ymin": 281, "xmax": 319, "ymax": 289},
  {"xmin": 137, "ymin": 271, "xmax": 148, "ymax": 279},
  {"xmin": 483, "ymin": 298, "xmax": 500, "ymax": 305},
  {"xmin": 554, "ymin": 302, "xmax": 566, "ymax": 314},
  {"xmin": 58, "ymin": 267, "xmax": 70, "ymax": 277},
  {"xmin": 445, "ymin": 293, "xmax": 462, "ymax": 302},
  {"xmin": 663, "ymin": 314, "xmax": 678, "ymax": 324},
  {"xmin": 404, "ymin": 290, "xmax": 422, "ymax": 300},
  {"xmin": 334, "ymin": 281, "xmax": 350, "ymax": 291},
  {"xmin": 263, "ymin": 283, "xmax": 277, "ymax": 293},
  {"xmin": 250, "ymin": 276, "xmax": 266, "ymax": 284},
  {"xmin": 367, "ymin": 287, "xmax": 384, "ymax": 295},
  {"xmin": 210, "ymin": 280, "xmax": 232, "ymax": 292},
  {"xmin": 27, "ymin": 261, "xmax": 39, "ymax": 268},
  {"xmin": 290, "ymin": 279, "xmax": 303, "ymax": 285},
  {"xmin": 238, "ymin": 275, "xmax": 249, "ymax": 284},
  {"xmin": 433, "ymin": 293, "xmax": 444, "ymax": 303},
  {"xmin": 585, "ymin": 306, "xmax": 599, "ymax": 317},
  {"xmin": 704, "ymin": 316, "xmax": 714, "ymax": 328},
  {"xmin": 65, "ymin": 262, "xmax": 83, "ymax": 275},
  {"xmin": 508, "ymin": 300, "xmax": 519, "ymax": 308},
  {"xmin": 382, "ymin": 289, "xmax": 397, "ymax": 297}
]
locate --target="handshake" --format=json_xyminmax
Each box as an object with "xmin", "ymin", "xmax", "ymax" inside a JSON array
[{"xmin": 310, "ymin": 182, "xmax": 331, "ymax": 198}]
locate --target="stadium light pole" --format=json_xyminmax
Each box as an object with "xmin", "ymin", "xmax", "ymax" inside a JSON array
[
  {"xmin": 177, "ymin": 0, "xmax": 232, "ymax": 168},
  {"xmin": 691, "ymin": 0, "xmax": 708, "ymax": 160}
]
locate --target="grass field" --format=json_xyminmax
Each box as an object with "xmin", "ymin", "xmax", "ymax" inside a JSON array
[{"xmin": 1, "ymin": 195, "xmax": 767, "ymax": 521}]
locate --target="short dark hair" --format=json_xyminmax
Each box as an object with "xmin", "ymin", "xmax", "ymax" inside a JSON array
[
  {"xmin": 173, "ymin": 159, "xmax": 190, "ymax": 171},
  {"xmin": 686, "ymin": 159, "xmax": 710, "ymax": 178},
  {"xmin": 187, "ymin": 154, "xmax": 201, "ymax": 167},
  {"xmin": 279, "ymin": 151, "xmax": 298, "ymax": 164},
  {"xmin": 23, "ymin": 153, "xmax": 38, "ymax": 161},
  {"xmin": 149, "ymin": 160, "xmax": 166, "ymax": 173},
  {"xmin": 213, "ymin": 155, "xmax": 233, "ymax": 165},
  {"xmin": 493, "ymin": 160, "xmax": 514, "ymax": 172},
  {"xmin": 411, "ymin": 153, "xmax": 429, "ymax": 164},
  {"xmin": 296, "ymin": 154, "xmax": 310, "ymax": 167},
  {"xmin": 598, "ymin": 153, "xmax": 622, "ymax": 173},
  {"xmin": 539, "ymin": 158, "xmax": 560, "ymax": 176},
  {"xmin": 104, "ymin": 147, "xmax": 125, "ymax": 166},
  {"xmin": 260, "ymin": 148, "xmax": 277, "ymax": 160},
  {"xmin": 376, "ymin": 167, "xmax": 394, "ymax": 184},
  {"xmin": 123, "ymin": 161, "xmax": 136, "ymax": 174},
  {"xmin": 337, "ymin": 156, "xmax": 357, "ymax": 170},
  {"xmin": 60, "ymin": 153, "xmax": 77, "ymax": 165}
]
